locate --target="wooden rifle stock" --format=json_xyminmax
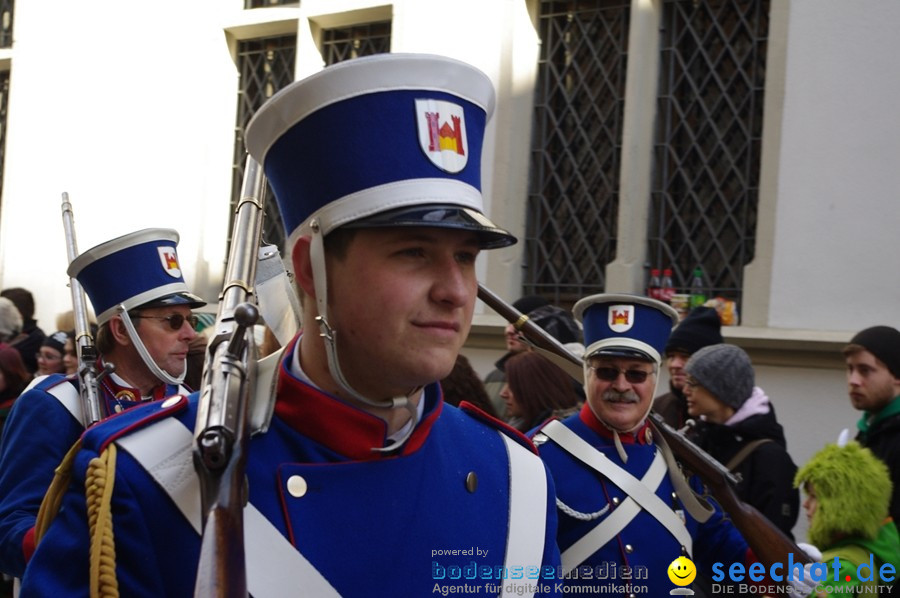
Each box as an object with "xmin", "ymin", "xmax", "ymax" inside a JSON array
[
  {"xmin": 477, "ymin": 284, "xmax": 811, "ymax": 577},
  {"xmin": 647, "ymin": 413, "xmax": 811, "ymax": 572},
  {"xmin": 477, "ymin": 284, "xmax": 578, "ymax": 365},
  {"xmin": 192, "ymin": 155, "xmax": 266, "ymax": 598}
]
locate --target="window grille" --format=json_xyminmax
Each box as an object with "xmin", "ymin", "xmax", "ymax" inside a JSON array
[
  {"xmin": 244, "ymin": 0, "xmax": 296, "ymax": 8},
  {"xmin": 230, "ymin": 23, "xmax": 391, "ymax": 254},
  {"xmin": 322, "ymin": 21, "xmax": 391, "ymax": 65},
  {"xmin": 231, "ymin": 35, "xmax": 297, "ymax": 250},
  {"xmin": 648, "ymin": 0, "xmax": 769, "ymax": 307},
  {"xmin": 526, "ymin": 0, "xmax": 631, "ymax": 307},
  {"xmin": 0, "ymin": 0, "xmax": 12, "ymax": 49},
  {"xmin": 0, "ymin": 71, "xmax": 9, "ymax": 212}
]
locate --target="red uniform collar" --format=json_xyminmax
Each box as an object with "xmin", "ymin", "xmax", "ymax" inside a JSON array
[
  {"xmin": 273, "ymin": 343, "xmax": 442, "ymax": 461},
  {"xmin": 578, "ymin": 402, "xmax": 654, "ymax": 445},
  {"xmin": 98, "ymin": 358, "xmax": 170, "ymax": 406}
]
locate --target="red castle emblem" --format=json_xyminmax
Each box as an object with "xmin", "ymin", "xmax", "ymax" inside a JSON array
[
  {"xmin": 424, "ymin": 113, "xmax": 465, "ymax": 156},
  {"xmin": 162, "ymin": 251, "xmax": 178, "ymax": 270},
  {"xmin": 416, "ymin": 99, "xmax": 469, "ymax": 173},
  {"xmin": 158, "ymin": 246, "xmax": 182, "ymax": 278},
  {"xmin": 608, "ymin": 304, "xmax": 635, "ymax": 332},
  {"xmin": 611, "ymin": 309, "xmax": 630, "ymax": 326}
]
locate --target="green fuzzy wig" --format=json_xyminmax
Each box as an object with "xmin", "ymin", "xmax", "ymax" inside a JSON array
[{"xmin": 794, "ymin": 441, "xmax": 892, "ymax": 548}]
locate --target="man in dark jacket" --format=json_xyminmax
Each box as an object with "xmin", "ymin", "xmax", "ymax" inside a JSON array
[
  {"xmin": 653, "ymin": 306, "xmax": 722, "ymax": 429},
  {"xmin": 843, "ymin": 325, "xmax": 900, "ymax": 525}
]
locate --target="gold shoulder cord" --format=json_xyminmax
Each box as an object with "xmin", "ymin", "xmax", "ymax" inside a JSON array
[
  {"xmin": 85, "ymin": 444, "xmax": 119, "ymax": 598},
  {"xmin": 34, "ymin": 439, "xmax": 82, "ymax": 544},
  {"xmin": 34, "ymin": 440, "xmax": 120, "ymax": 598}
]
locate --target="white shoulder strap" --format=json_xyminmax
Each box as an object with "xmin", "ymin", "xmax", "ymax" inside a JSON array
[
  {"xmin": 499, "ymin": 433, "xmax": 547, "ymax": 598},
  {"xmin": 115, "ymin": 413, "xmax": 340, "ymax": 598},
  {"xmin": 541, "ymin": 420, "xmax": 692, "ymax": 571},
  {"xmin": 46, "ymin": 380, "xmax": 83, "ymax": 424},
  {"xmin": 35, "ymin": 375, "xmax": 193, "ymax": 425}
]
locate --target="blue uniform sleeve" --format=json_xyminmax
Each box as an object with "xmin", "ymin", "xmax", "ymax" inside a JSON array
[
  {"xmin": 0, "ymin": 382, "xmax": 84, "ymax": 577},
  {"xmin": 20, "ymin": 441, "xmax": 193, "ymax": 597},
  {"xmin": 690, "ymin": 476, "xmax": 751, "ymax": 577}
]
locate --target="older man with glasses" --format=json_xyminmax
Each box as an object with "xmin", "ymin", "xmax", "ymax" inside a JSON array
[
  {"xmin": 532, "ymin": 294, "xmax": 753, "ymax": 596},
  {"xmin": 0, "ymin": 228, "xmax": 205, "ymax": 580}
]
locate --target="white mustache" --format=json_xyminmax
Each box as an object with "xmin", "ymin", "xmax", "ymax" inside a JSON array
[{"xmin": 601, "ymin": 389, "xmax": 640, "ymax": 404}]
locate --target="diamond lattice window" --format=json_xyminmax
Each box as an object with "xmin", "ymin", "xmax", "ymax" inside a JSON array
[
  {"xmin": 244, "ymin": 0, "xmax": 296, "ymax": 8},
  {"xmin": 0, "ymin": 0, "xmax": 12, "ymax": 49},
  {"xmin": 231, "ymin": 35, "xmax": 297, "ymax": 249},
  {"xmin": 322, "ymin": 21, "xmax": 391, "ymax": 65},
  {"xmin": 230, "ymin": 23, "xmax": 391, "ymax": 254},
  {"xmin": 526, "ymin": 0, "xmax": 631, "ymax": 307},
  {"xmin": 0, "ymin": 71, "xmax": 8, "ymax": 212},
  {"xmin": 648, "ymin": 0, "xmax": 769, "ymax": 307}
]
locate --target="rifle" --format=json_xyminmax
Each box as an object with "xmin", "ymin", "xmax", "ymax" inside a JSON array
[
  {"xmin": 646, "ymin": 413, "xmax": 811, "ymax": 572},
  {"xmin": 476, "ymin": 284, "xmax": 811, "ymax": 575},
  {"xmin": 61, "ymin": 192, "xmax": 112, "ymax": 427},
  {"xmin": 192, "ymin": 155, "xmax": 266, "ymax": 598}
]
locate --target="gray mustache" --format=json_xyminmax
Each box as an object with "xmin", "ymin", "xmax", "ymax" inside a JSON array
[{"xmin": 601, "ymin": 389, "xmax": 640, "ymax": 404}]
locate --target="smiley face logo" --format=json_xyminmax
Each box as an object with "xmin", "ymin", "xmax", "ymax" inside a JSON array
[{"xmin": 667, "ymin": 556, "xmax": 696, "ymax": 586}]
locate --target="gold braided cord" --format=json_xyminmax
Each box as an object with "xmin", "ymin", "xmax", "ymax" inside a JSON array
[
  {"xmin": 86, "ymin": 444, "xmax": 119, "ymax": 598},
  {"xmin": 34, "ymin": 439, "xmax": 82, "ymax": 545}
]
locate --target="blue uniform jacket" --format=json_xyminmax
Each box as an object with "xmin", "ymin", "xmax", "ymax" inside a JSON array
[
  {"xmin": 21, "ymin": 345, "xmax": 561, "ymax": 597},
  {"xmin": 0, "ymin": 372, "xmax": 186, "ymax": 577},
  {"xmin": 534, "ymin": 404, "xmax": 749, "ymax": 596}
]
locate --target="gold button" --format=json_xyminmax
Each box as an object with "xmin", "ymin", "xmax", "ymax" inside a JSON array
[
  {"xmin": 114, "ymin": 404, "xmax": 124, "ymax": 413},
  {"xmin": 612, "ymin": 496, "xmax": 620, "ymax": 506},
  {"xmin": 287, "ymin": 475, "xmax": 308, "ymax": 498},
  {"xmin": 466, "ymin": 472, "xmax": 478, "ymax": 493},
  {"xmin": 161, "ymin": 396, "xmax": 181, "ymax": 409},
  {"xmin": 625, "ymin": 544, "xmax": 633, "ymax": 553},
  {"xmin": 645, "ymin": 429, "xmax": 653, "ymax": 444}
]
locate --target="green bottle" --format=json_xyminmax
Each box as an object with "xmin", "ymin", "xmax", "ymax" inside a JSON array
[{"xmin": 689, "ymin": 267, "xmax": 706, "ymax": 309}]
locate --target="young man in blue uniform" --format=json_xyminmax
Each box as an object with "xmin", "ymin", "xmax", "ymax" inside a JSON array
[
  {"xmin": 0, "ymin": 229, "xmax": 203, "ymax": 578},
  {"xmin": 21, "ymin": 54, "xmax": 560, "ymax": 597},
  {"xmin": 532, "ymin": 294, "xmax": 752, "ymax": 596}
]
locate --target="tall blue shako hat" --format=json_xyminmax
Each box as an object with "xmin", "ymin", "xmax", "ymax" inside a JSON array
[
  {"xmin": 68, "ymin": 228, "xmax": 205, "ymax": 385},
  {"xmin": 245, "ymin": 53, "xmax": 515, "ymax": 451},
  {"xmin": 573, "ymin": 293, "xmax": 678, "ymax": 437},
  {"xmin": 574, "ymin": 293, "xmax": 679, "ymax": 364}
]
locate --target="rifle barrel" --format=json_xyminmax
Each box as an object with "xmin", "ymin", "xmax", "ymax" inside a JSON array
[
  {"xmin": 61, "ymin": 193, "xmax": 104, "ymax": 427},
  {"xmin": 192, "ymin": 155, "xmax": 267, "ymax": 598}
]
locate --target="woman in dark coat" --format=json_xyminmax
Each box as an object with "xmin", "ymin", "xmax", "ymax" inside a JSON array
[
  {"xmin": 683, "ymin": 343, "xmax": 800, "ymax": 537},
  {"xmin": 0, "ymin": 343, "xmax": 32, "ymax": 439}
]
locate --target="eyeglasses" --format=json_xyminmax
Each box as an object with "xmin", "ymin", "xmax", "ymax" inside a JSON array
[
  {"xmin": 131, "ymin": 313, "xmax": 199, "ymax": 331},
  {"xmin": 589, "ymin": 366, "xmax": 652, "ymax": 384},
  {"xmin": 35, "ymin": 351, "xmax": 62, "ymax": 361}
]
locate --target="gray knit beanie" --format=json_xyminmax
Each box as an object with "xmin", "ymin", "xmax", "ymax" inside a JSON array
[{"xmin": 684, "ymin": 344, "xmax": 754, "ymax": 410}]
